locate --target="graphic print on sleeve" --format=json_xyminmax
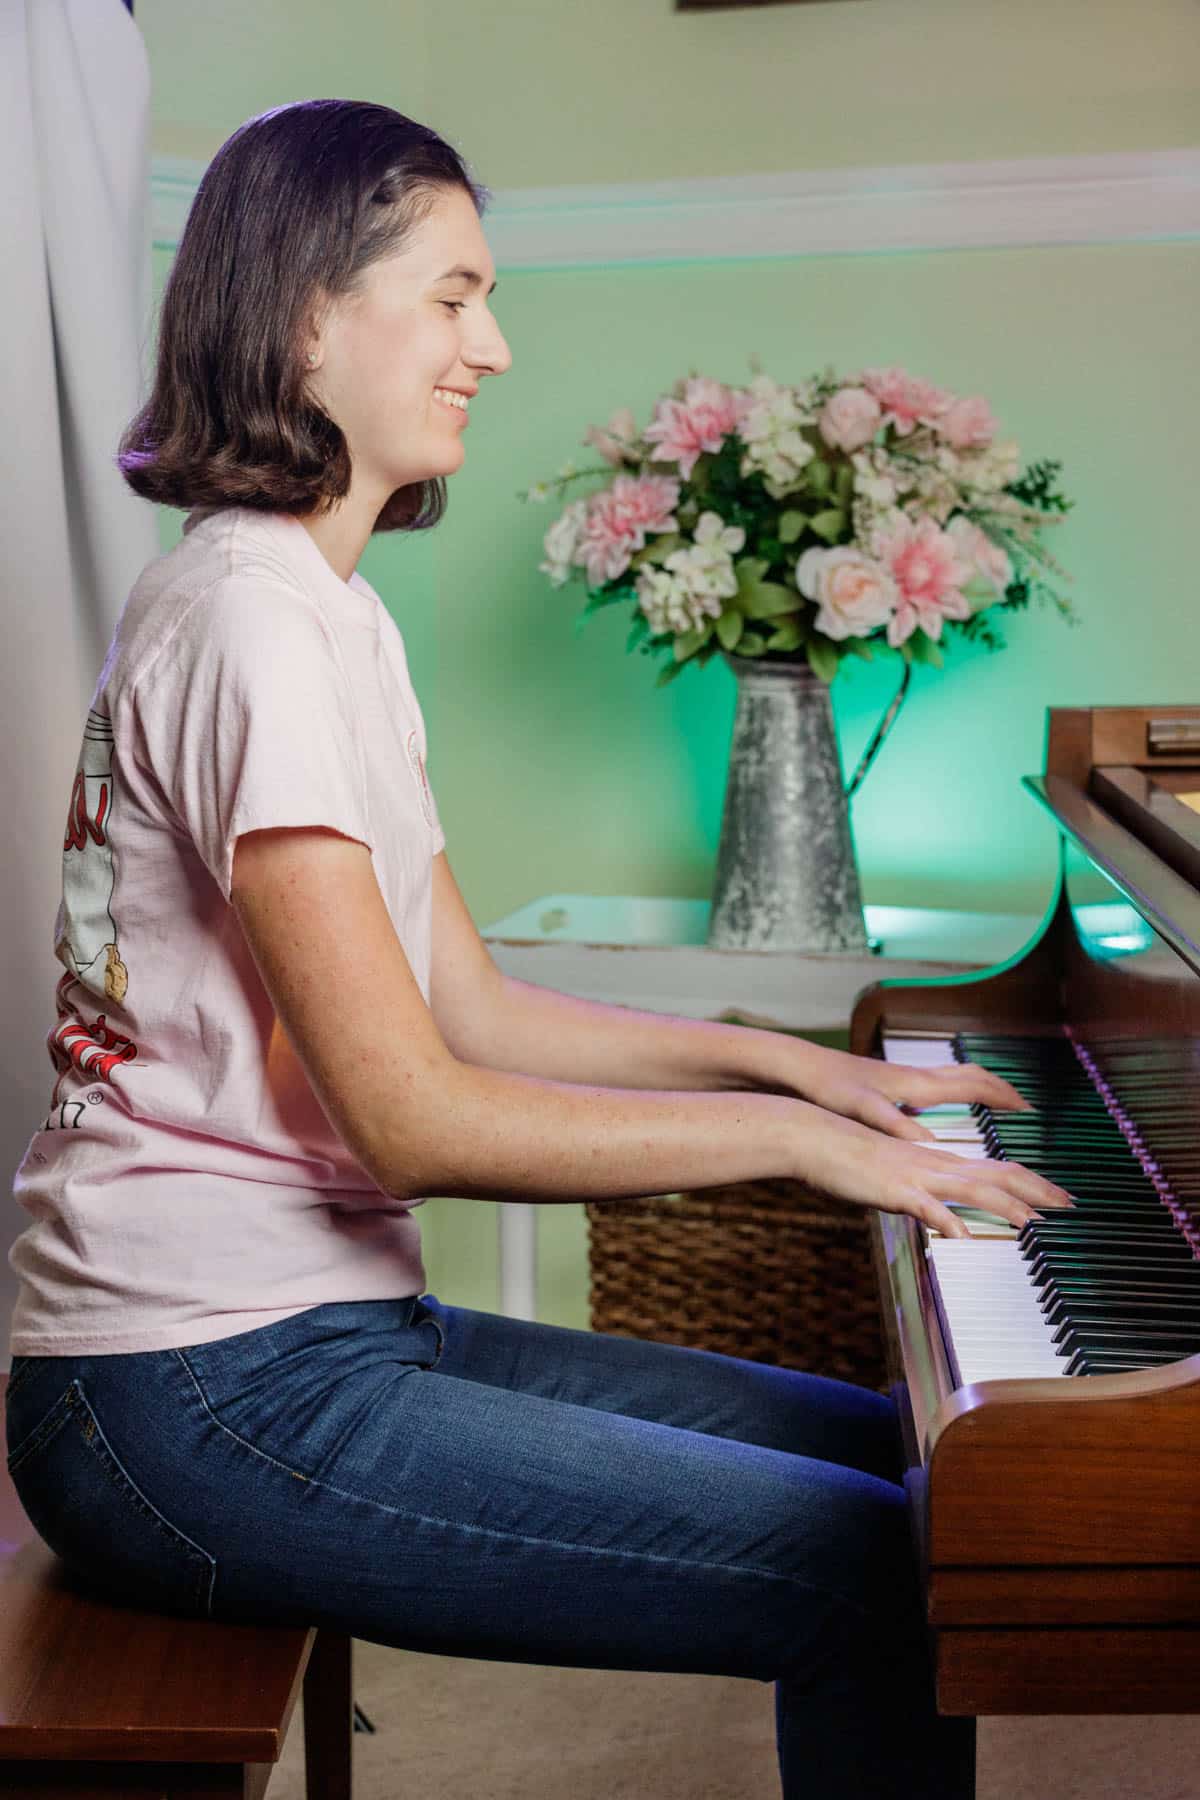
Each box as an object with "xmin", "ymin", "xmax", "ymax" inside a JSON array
[{"xmin": 56, "ymin": 706, "xmax": 129, "ymax": 1005}]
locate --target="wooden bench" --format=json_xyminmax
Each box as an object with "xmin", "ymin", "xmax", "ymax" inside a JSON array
[{"xmin": 0, "ymin": 1371, "xmax": 353, "ymax": 1798}]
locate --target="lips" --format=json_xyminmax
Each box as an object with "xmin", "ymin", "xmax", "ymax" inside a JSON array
[{"xmin": 433, "ymin": 391, "xmax": 470, "ymax": 425}]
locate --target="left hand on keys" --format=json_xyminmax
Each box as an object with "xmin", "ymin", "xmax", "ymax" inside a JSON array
[{"xmin": 778, "ymin": 1044, "xmax": 1031, "ymax": 1142}]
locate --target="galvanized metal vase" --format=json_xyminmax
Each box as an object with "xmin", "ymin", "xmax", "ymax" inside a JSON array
[{"xmin": 707, "ymin": 652, "xmax": 868, "ymax": 953}]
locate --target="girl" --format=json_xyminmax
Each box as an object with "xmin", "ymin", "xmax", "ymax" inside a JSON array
[{"xmin": 6, "ymin": 99, "xmax": 1068, "ymax": 1799}]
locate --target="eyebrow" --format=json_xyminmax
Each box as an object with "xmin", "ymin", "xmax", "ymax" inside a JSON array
[{"xmin": 435, "ymin": 265, "xmax": 498, "ymax": 296}]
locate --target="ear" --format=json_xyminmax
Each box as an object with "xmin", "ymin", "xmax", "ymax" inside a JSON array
[{"xmin": 302, "ymin": 291, "xmax": 334, "ymax": 374}]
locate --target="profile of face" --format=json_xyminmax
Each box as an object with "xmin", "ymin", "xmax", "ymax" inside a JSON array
[{"xmin": 306, "ymin": 184, "xmax": 512, "ymax": 507}]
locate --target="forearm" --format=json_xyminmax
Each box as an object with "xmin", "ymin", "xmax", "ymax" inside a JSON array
[
  {"xmin": 374, "ymin": 1058, "xmax": 817, "ymax": 1206},
  {"xmin": 464, "ymin": 973, "xmax": 808, "ymax": 1094}
]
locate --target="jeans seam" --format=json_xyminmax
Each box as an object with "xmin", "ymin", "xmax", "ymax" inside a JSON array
[{"xmin": 170, "ymin": 1347, "xmax": 874, "ymax": 1621}]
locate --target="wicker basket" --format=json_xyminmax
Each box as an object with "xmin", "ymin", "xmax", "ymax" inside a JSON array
[
  {"xmin": 584, "ymin": 1010, "xmax": 889, "ymax": 1391},
  {"xmin": 585, "ymin": 1177, "xmax": 888, "ymax": 1393}
]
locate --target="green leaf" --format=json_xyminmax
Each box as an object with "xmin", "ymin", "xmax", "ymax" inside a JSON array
[
  {"xmin": 842, "ymin": 635, "xmax": 875, "ymax": 661},
  {"xmin": 778, "ymin": 509, "xmax": 809, "ymax": 545},
  {"xmin": 674, "ymin": 623, "xmax": 713, "ymax": 662},
  {"xmin": 626, "ymin": 614, "xmax": 651, "ymax": 653},
  {"xmin": 737, "ymin": 630, "xmax": 767, "ymax": 657},
  {"xmin": 764, "ymin": 615, "xmax": 805, "ymax": 652},
  {"xmin": 715, "ymin": 608, "xmax": 745, "ymax": 651},
  {"xmin": 806, "ymin": 459, "xmax": 833, "ymax": 498},
  {"xmin": 835, "ymin": 462, "xmax": 855, "ymax": 506},
  {"xmin": 807, "ymin": 508, "xmax": 847, "ymax": 545},
  {"xmin": 906, "ymin": 628, "xmax": 945, "ymax": 670},
  {"xmin": 805, "ymin": 637, "xmax": 840, "ymax": 682},
  {"xmin": 734, "ymin": 557, "xmax": 796, "ymax": 619},
  {"xmin": 629, "ymin": 533, "xmax": 683, "ymax": 570},
  {"xmin": 655, "ymin": 657, "xmax": 687, "ymax": 687}
]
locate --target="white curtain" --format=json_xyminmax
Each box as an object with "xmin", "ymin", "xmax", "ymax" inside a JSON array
[{"xmin": 0, "ymin": 0, "xmax": 159, "ymax": 1359}]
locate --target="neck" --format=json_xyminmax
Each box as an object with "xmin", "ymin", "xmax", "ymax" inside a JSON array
[{"xmin": 298, "ymin": 489, "xmax": 386, "ymax": 585}]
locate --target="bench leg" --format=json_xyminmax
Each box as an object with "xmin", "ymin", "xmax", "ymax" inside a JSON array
[{"xmin": 302, "ymin": 1628, "xmax": 353, "ymax": 1800}]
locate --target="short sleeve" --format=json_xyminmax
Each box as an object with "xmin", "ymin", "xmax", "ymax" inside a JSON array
[{"xmin": 133, "ymin": 578, "xmax": 373, "ymax": 901}]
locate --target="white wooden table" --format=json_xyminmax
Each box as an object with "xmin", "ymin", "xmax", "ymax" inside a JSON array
[{"xmin": 481, "ymin": 896, "xmax": 1039, "ymax": 1319}]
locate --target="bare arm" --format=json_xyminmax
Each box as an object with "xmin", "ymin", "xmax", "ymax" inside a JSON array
[
  {"xmin": 428, "ymin": 852, "xmax": 1037, "ymax": 1138},
  {"xmin": 230, "ymin": 830, "xmax": 1071, "ymax": 1237}
]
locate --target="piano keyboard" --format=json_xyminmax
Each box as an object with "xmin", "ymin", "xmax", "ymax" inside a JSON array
[{"xmin": 882, "ymin": 1030, "xmax": 1200, "ymax": 1386}]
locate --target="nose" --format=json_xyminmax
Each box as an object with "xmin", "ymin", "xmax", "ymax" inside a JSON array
[{"xmin": 469, "ymin": 318, "xmax": 513, "ymax": 380}]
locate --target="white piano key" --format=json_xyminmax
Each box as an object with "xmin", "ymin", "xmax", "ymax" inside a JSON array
[
  {"xmin": 927, "ymin": 1239, "xmax": 1071, "ymax": 1383},
  {"xmin": 882, "ymin": 1034, "xmax": 956, "ymax": 1067},
  {"xmin": 883, "ymin": 1032, "xmax": 1070, "ymax": 1379}
]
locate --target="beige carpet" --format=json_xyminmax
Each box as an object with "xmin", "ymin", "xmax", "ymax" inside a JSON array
[{"xmin": 266, "ymin": 1639, "xmax": 1200, "ymax": 1799}]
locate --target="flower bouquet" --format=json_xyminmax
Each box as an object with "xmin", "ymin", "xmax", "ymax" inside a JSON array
[{"xmin": 520, "ymin": 362, "xmax": 1076, "ymax": 951}]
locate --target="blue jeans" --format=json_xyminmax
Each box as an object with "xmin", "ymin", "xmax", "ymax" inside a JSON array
[{"xmin": 5, "ymin": 1295, "xmax": 974, "ymax": 1797}]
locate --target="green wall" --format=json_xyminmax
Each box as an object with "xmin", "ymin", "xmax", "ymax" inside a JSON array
[{"xmin": 140, "ymin": 0, "xmax": 1200, "ymax": 1327}]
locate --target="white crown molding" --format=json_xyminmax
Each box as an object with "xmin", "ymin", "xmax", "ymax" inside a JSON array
[{"xmin": 152, "ymin": 146, "xmax": 1200, "ymax": 263}]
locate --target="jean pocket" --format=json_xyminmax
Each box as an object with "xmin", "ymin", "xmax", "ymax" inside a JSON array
[{"xmin": 6, "ymin": 1380, "xmax": 218, "ymax": 1618}]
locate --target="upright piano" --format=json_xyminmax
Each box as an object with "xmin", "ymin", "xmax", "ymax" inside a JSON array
[{"xmin": 849, "ymin": 705, "xmax": 1200, "ymax": 1717}]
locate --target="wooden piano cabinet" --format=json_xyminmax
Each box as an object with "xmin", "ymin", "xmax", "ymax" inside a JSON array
[
  {"xmin": 927, "ymin": 1356, "xmax": 1200, "ymax": 1570},
  {"xmin": 936, "ymin": 1627, "xmax": 1200, "ymax": 1715}
]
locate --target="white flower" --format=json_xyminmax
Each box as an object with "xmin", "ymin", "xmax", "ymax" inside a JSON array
[
  {"xmin": 958, "ymin": 437, "xmax": 1021, "ymax": 494},
  {"xmin": 851, "ymin": 450, "xmax": 898, "ymax": 507},
  {"xmin": 796, "ymin": 545, "xmax": 897, "ymax": 641},
  {"xmin": 735, "ymin": 375, "xmax": 816, "ymax": 499},
  {"xmin": 907, "ymin": 464, "xmax": 960, "ymax": 525},
  {"xmin": 635, "ymin": 566, "xmax": 724, "ymax": 637},
  {"xmin": 538, "ymin": 499, "xmax": 588, "ymax": 588},
  {"xmin": 658, "ymin": 510, "xmax": 745, "ymax": 616}
]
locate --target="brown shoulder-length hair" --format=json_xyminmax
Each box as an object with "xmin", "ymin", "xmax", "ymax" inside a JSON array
[{"xmin": 118, "ymin": 99, "xmax": 491, "ymax": 534}]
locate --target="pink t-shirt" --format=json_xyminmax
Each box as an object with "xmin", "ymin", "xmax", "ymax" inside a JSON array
[{"xmin": 8, "ymin": 506, "xmax": 445, "ymax": 1356}]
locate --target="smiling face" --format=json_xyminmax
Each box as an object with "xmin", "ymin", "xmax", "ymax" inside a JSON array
[{"xmin": 305, "ymin": 184, "xmax": 511, "ymax": 511}]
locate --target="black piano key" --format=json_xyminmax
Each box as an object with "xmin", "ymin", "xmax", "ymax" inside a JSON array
[
  {"xmin": 1031, "ymin": 1259, "xmax": 1200, "ymax": 1291},
  {"xmin": 1039, "ymin": 1276, "xmax": 1200, "ymax": 1308},
  {"xmin": 1066, "ymin": 1347, "xmax": 1197, "ymax": 1375},
  {"xmin": 1019, "ymin": 1218, "xmax": 1178, "ymax": 1242},
  {"xmin": 951, "ymin": 1032, "xmax": 1200, "ymax": 1383},
  {"xmin": 1022, "ymin": 1220, "xmax": 1186, "ymax": 1242},
  {"xmin": 1026, "ymin": 1245, "xmax": 1198, "ymax": 1272},
  {"xmin": 1045, "ymin": 1297, "xmax": 1200, "ymax": 1328},
  {"xmin": 1057, "ymin": 1326, "xmax": 1200, "ymax": 1357},
  {"xmin": 1026, "ymin": 1235, "xmax": 1188, "ymax": 1259},
  {"xmin": 1051, "ymin": 1314, "xmax": 1199, "ymax": 1346}
]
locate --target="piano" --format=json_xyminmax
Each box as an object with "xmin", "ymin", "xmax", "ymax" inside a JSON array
[{"xmin": 848, "ymin": 704, "xmax": 1200, "ymax": 1719}]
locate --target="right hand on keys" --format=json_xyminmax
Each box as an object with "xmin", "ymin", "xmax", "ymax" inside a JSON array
[{"xmin": 793, "ymin": 1101, "xmax": 1074, "ymax": 1240}]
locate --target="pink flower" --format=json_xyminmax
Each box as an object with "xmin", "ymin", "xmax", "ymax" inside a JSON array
[
  {"xmin": 945, "ymin": 515, "xmax": 1012, "ymax": 605},
  {"xmin": 642, "ymin": 377, "xmax": 742, "ymax": 479},
  {"xmin": 817, "ymin": 387, "xmax": 882, "ymax": 454},
  {"xmin": 938, "ymin": 395, "xmax": 998, "ymax": 451},
  {"xmin": 578, "ymin": 473, "xmax": 681, "ymax": 587},
  {"xmin": 582, "ymin": 406, "xmax": 641, "ymax": 468},
  {"xmin": 860, "ymin": 366, "xmax": 954, "ymax": 438},
  {"xmin": 872, "ymin": 514, "xmax": 972, "ymax": 646}
]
